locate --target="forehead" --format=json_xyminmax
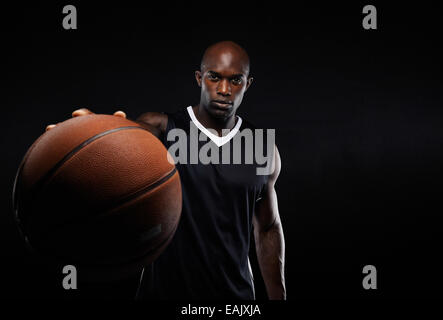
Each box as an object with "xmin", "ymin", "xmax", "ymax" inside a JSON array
[{"xmin": 203, "ymin": 51, "xmax": 249, "ymax": 75}]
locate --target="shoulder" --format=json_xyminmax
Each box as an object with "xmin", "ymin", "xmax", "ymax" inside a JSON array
[
  {"xmin": 238, "ymin": 116, "xmax": 271, "ymax": 131},
  {"xmin": 270, "ymin": 145, "xmax": 281, "ymax": 184},
  {"xmin": 239, "ymin": 117, "xmax": 258, "ymax": 130},
  {"xmin": 262, "ymin": 144, "xmax": 281, "ymax": 188},
  {"xmin": 239, "ymin": 116, "xmax": 280, "ymax": 181}
]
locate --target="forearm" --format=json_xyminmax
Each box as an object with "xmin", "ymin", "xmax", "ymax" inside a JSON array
[
  {"xmin": 254, "ymin": 218, "xmax": 286, "ymax": 300},
  {"xmin": 134, "ymin": 119, "xmax": 162, "ymax": 138}
]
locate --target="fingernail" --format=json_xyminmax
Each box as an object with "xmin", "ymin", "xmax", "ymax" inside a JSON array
[{"xmin": 114, "ymin": 111, "xmax": 127, "ymax": 118}]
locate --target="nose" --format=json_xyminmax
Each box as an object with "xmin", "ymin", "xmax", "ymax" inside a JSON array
[{"xmin": 216, "ymin": 79, "xmax": 231, "ymax": 96}]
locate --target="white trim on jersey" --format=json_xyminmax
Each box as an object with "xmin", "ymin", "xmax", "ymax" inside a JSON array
[{"xmin": 187, "ymin": 106, "xmax": 243, "ymax": 147}]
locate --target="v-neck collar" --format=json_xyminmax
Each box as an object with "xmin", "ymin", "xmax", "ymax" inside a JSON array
[{"xmin": 187, "ymin": 106, "xmax": 243, "ymax": 147}]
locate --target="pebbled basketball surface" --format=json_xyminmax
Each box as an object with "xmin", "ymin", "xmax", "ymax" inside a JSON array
[{"xmin": 13, "ymin": 115, "xmax": 182, "ymax": 280}]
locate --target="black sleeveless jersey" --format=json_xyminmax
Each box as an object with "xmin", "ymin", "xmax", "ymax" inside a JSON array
[{"xmin": 137, "ymin": 107, "xmax": 271, "ymax": 300}]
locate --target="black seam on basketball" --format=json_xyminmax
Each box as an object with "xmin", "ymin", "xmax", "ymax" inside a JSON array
[
  {"xmin": 36, "ymin": 126, "xmax": 148, "ymax": 191},
  {"xmin": 12, "ymin": 132, "xmax": 48, "ymax": 218},
  {"xmin": 100, "ymin": 168, "xmax": 178, "ymax": 218},
  {"xmin": 12, "ymin": 133, "xmax": 55, "ymax": 243},
  {"xmin": 28, "ymin": 168, "xmax": 178, "ymax": 242},
  {"xmin": 14, "ymin": 125, "xmax": 149, "ymax": 231},
  {"xmin": 13, "ymin": 124, "xmax": 179, "ymax": 264}
]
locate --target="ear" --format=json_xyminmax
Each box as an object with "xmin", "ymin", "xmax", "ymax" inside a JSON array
[
  {"xmin": 245, "ymin": 76, "xmax": 254, "ymax": 92},
  {"xmin": 195, "ymin": 71, "xmax": 202, "ymax": 87}
]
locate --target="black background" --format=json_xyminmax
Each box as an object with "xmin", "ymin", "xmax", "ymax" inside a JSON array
[{"xmin": 1, "ymin": 1, "xmax": 442, "ymax": 301}]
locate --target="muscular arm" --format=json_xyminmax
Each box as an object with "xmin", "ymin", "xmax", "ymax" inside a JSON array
[
  {"xmin": 135, "ymin": 112, "xmax": 168, "ymax": 138},
  {"xmin": 253, "ymin": 146, "xmax": 286, "ymax": 300}
]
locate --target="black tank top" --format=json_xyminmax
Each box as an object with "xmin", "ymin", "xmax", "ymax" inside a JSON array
[{"xmin": 137, "ymin": 107, "xmax": 271, "ymax": 300}]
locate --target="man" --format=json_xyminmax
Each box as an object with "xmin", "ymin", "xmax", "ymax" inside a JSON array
[{"xmin": 47, "ymin": 41, "xmax": 286, "ymax": 300}]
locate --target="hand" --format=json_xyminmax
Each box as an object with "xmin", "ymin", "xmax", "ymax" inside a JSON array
[{"xmin": 45, "ymin": 108, "xmax": 127, "ymax": 131}]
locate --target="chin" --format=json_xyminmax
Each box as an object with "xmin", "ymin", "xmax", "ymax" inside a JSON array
[
  {"xmin": 207, "ymin": 103, "xmax": 232, "ymax": 117},
  {"xmin": 210, "ymin": 107, "xmax": 233, "ymax": 120}
]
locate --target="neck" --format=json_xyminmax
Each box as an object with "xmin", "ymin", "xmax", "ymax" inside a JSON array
[{"xmin": 193, "ymin": 104, "xmax": 236, "ymax": 136}]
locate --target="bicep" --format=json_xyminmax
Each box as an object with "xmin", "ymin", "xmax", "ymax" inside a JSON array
[{"xmin": 253, "ymin": 146, "xmax": 281, "ymax": 232}]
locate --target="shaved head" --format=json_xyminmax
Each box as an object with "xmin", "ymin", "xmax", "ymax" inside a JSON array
[
  {"xmin": 200, "ymin": 41, "xmax": 250, "ymax": 76},
  {"xmin": 195, "ymin": 40, "xmax": 253, "ymax": 126}
]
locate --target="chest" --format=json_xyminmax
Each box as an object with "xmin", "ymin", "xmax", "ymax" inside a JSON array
[{"xmin": 177, "ymin": 161, "xmax": 267, "ymax": 195}]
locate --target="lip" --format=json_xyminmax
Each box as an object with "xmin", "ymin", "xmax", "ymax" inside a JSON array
[{"xmin": 211, "ymin": 100, "xmax": 233, "ymax": 109}]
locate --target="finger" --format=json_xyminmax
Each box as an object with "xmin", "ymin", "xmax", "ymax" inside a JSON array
[
  {"xmin": 72, "ymin": 108, "xmax": 93, "ymax": 117},
  {"xmin": 45, "ymin": 124, "xmax": 57, "ymax": 131},
  {"xmin": 113, "ymin": 110, "xmax": 127, "ymax": 118}
]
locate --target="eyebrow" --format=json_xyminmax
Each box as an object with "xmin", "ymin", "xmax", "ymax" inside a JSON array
[
  {"xmin": 207, "ymin": 71, "xmax": 221, "ymax": 77},
  {"xmin": 207, "ymin": 71, "xmax": 245, "ymax": 78}
]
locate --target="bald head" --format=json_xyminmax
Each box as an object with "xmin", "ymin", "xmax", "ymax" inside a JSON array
[
  {"xmin": 195, "ymin": 41, "xmax": 253, "ymax": 122},
  {"xmin": 200, "ymin": 41, "xmax": 250, "ymax": 76}
]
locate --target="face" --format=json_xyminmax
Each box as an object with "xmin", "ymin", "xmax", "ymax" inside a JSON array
[{"xmin": 196, "ymin": 51, "xmax": 253, "ymax": 120}]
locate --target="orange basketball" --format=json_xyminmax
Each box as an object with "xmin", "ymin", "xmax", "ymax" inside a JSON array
[{"xmin": 12, "ymin": 114, "xmax": 182, "ymax": 280}]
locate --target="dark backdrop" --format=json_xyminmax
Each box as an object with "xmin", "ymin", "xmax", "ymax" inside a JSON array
[{"xmin": 1, "ymin": 2, "xmax": 442, "ymax": 300}]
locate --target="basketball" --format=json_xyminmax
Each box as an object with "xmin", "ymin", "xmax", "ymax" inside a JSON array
[{"xmin": 12, "ymin": 114, "xmax": 182, "ymax": 280}]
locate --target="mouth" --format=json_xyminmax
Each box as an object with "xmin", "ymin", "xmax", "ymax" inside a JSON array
[{"xmin": 211, "ymin": 100, "xmax": 233, "ymax": 109}]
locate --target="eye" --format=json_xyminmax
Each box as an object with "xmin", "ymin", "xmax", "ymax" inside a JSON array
[
  {"xmin": 207, "ymin": 73, "xmax": 219, "ymax": 81},
  {"xmin": 231, "ymin": 77, "xmax": 243, "ymax": 85}
]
